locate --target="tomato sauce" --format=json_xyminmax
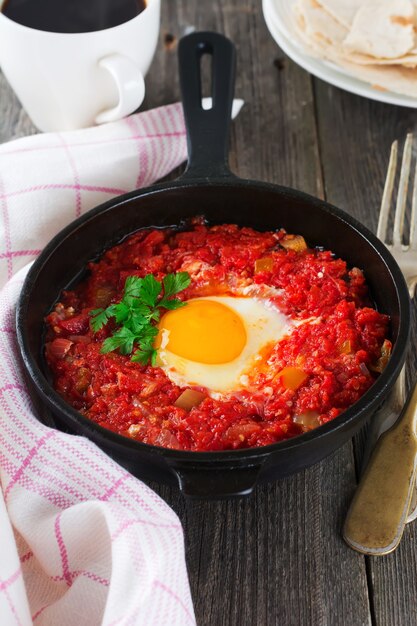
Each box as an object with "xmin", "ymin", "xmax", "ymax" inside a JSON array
[{"xmin": 45, "ymin": 219, "xmax": 390, "ymax": 451}]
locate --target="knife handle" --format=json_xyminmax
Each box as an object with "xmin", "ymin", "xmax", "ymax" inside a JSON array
[{"xmin": 343, "ymin": 381, "xmax": 417, "ymax": 555}]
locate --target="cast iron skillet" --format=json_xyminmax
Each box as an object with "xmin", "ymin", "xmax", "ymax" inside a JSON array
[{"xmin": 17, "ymin": 32, "xmax": 410, "ymax": 498}]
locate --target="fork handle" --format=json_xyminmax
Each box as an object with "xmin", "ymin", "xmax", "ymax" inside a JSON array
[{"xmin": 343, "ymin": 382, "xmax": 417, "ymax": 555}]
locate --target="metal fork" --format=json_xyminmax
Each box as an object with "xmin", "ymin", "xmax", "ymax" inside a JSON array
[
  {"xmin": 378, "ymin": 133, "xmax": 417, "ymax": 297},
  {"xmin": 360, "ymin": 135, "xmax": 417, "ymax": 463},
  {"xmin": 343, "ymin": 133, "xmax": 417, "ymax": 555}
]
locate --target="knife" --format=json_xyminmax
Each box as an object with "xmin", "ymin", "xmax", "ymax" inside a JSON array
[{"xmin": 343, "ymin": 381, "xmax": 417, "ymax": 555}]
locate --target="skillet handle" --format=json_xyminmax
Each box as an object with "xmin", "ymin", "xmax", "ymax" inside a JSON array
[
  {"xmin": 173, "ymin": 464, "xmax": 263, "ymax": 499},
  {"xmin": 178, "ymin": 31, "xmax": 236, "ymax": 180}
]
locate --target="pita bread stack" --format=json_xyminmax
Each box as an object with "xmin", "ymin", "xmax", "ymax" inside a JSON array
[{"xmin": 293, "ymin": 0, "xmax": 417, "ymax": 97}]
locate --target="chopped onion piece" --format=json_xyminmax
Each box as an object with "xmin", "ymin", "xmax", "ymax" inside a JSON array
[
  {"xmin": 75, "ymin": 367, "xmax": 91, "ymax": 394},
  {"xmin": 94, "ymin": 286, "xmax": 115, "ymax": 308},
  {"xmin": 280, "ymin": 235, "xmax": 307, "ymax": 252},
  {"xmin": 69, "ymin": 335, "xmax": 91, "ymax": 344},
  {"xmin": 255, "ymin": 257, "xmax": 274, "ymax": 273},
  {"xmin": 128, "ymin": 424, "xmax": 142, "ymax": 436},
  {"xmin": 359, "ymin": 362, "xmax": 370, "ymax": 376},
  {"xmin": 381, "ymin": 339, "xmax": 392, "ymax": 358},
  {"xmin": 46, "ymin": 338, "xmax": 73, "ymax": 359},
  {"xmin": 155, "ymin": 429, "xmax": 181, "ymax": 449},
  {"xmin": 369, "ymin": 339, "xmax": 392, "ymax": 373},
  {"xmin": 293, "ymin": 411, "xmax": 320, "ymax": 431},
  {"xmin": 175, "ymin": 389, "xmax": 206, "ymax": 411}
]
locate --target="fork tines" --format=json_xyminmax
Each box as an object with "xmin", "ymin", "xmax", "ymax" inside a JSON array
[{"xmin": 378, "ymin": 133, "xmax": 417, "ymax": 251}]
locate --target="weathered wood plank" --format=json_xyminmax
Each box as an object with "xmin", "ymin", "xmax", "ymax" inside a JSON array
[
  {"xmin": 0, "ymin": 2, "xmax": 376, "ymax": 625},
  {"xmin": 147, "ymin": 2, "xmax": 371, "ymax": 625},
  {"xmin": 314, "ymin": 79, "xmax": 417, "ymax": 626},
  {"xmin": 0, "ymin": 71, "xmax": 37, "ymax": 143},
  {"xmin": 154, "ymin": 444, "xmax": 371, "ymax": 626}
]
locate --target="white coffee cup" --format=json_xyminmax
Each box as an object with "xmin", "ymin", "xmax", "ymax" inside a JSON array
[{"xmin": 0, "ymin": 0, "xmax": 161, "ymax": 132}]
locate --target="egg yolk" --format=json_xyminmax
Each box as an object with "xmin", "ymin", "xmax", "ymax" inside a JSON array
[{"xmin": 157, "ymin": 300, "xmax": 247, "ymax": 364}]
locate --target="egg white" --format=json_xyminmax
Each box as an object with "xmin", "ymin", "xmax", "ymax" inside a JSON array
[{"xmin": 156, "ymin": 296, "xmax": 294, "ymax": 394}]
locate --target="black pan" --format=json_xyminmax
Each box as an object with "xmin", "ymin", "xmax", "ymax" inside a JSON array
[{"xmin": 16, "ymin": 32, "xmax": 410, "ymax": 498}]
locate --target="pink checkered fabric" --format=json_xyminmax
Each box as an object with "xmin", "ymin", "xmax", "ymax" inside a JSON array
[
  {"xmin": 0, "ymin": 103, "xmax": 187, "ymax": 285},
  {"xmin": 0, "ymin": 105, "xmax": 197, "ymax": 625}
]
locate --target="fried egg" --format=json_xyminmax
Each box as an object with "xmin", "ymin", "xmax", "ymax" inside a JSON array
[{"xmin": 155, "ymin": 296, "xmax": 293, "ymax": 394}]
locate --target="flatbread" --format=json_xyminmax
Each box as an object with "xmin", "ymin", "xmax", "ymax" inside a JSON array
[
  {"xmin": 316, "ymin": 0, "xmax": 365, "ymax": 28},
  {"xmin": 294, "ymin": 1, "xmax": 361, "ymax": 72},
  {"xmin": 295, "ymin": 0, "xmax": 417, "ymax": 65},
  {"xmin": 342, "ymin": 50, "xmax": 417, "ymax": 67},
  {"xmin": 343, "ymin": 0, "xmax": 416, "ymax": 59},
  {"xmin": 337, "ymin": 58, "xmax": 417, "ymax": 97},
  {"xmin": 293, "ymin": 0, "xmax": 417, "ymax": 98},
  {"xmin": 295, "ymin": 0, "xmax": 347, "ymax": 49}
]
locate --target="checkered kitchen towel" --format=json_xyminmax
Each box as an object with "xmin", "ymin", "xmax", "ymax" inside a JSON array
[{"xmin": 0, "ymin": 100, "xmax": 242, "ymax": 625}]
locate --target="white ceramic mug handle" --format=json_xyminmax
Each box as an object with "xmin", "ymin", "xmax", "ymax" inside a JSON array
[{"xmin": 95, "ymin": 54, "xmax": 145, "ymax": 124}]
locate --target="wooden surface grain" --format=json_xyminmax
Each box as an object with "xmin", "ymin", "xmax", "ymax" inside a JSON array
[{"xmin": 1, "ymin": 1, "xmax": 417, "ymax": 625}]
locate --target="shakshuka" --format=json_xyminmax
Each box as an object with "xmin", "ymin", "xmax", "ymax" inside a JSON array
[{"xmin": 45, "ymin": 218, "xmax": 391, "ymax": 451}]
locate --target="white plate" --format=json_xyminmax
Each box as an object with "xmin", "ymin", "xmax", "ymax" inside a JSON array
[{"xmin": 262, "ymin": 0, "xmax": 417, "ymax": 109}]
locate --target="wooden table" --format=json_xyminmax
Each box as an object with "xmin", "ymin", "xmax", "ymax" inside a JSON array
[{"xmin": 2, "ymin": 1, "xmax": 417, "ymax": 625}]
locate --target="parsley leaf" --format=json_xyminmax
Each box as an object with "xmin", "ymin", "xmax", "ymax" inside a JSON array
[
  {"xmin": 109, "ymin": 302, "xmax": 130, "ymax": 324},
  {"xmin": 101, "ymin": 326, "xmax": 136, "ymax": 355},
  {"xmin": 163, "ymin": 272, "xmax": 191, "ymax": 298},
  {"xmin": 140, "ymin": 274, "xmax": 162, "ymax": 307},
  {"xmin": 158, "ymin": 298, "xmax": 187, "ymax": 311},
  {"xmin": 132, "ymin": 348, "xmax": 158, "ymax": 366},
  {"xmin": 89, "ymin": 271, "xmax": 190, "ymax": 365},
  {"xmin": 89, "ymin": 308, "xmax": 111, "ymax": 332},
  {"xmin": 129, "ymin": 314, "xmax": 148, "ymax": 335},
  {"xmin": 124, "ymin": 276, "xmax": 142, "ymax": 300}
]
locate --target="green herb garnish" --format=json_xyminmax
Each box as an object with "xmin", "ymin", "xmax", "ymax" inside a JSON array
[{"xmin": 89, "ymin": 272, "xmax": 191, "ymax": 365}]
